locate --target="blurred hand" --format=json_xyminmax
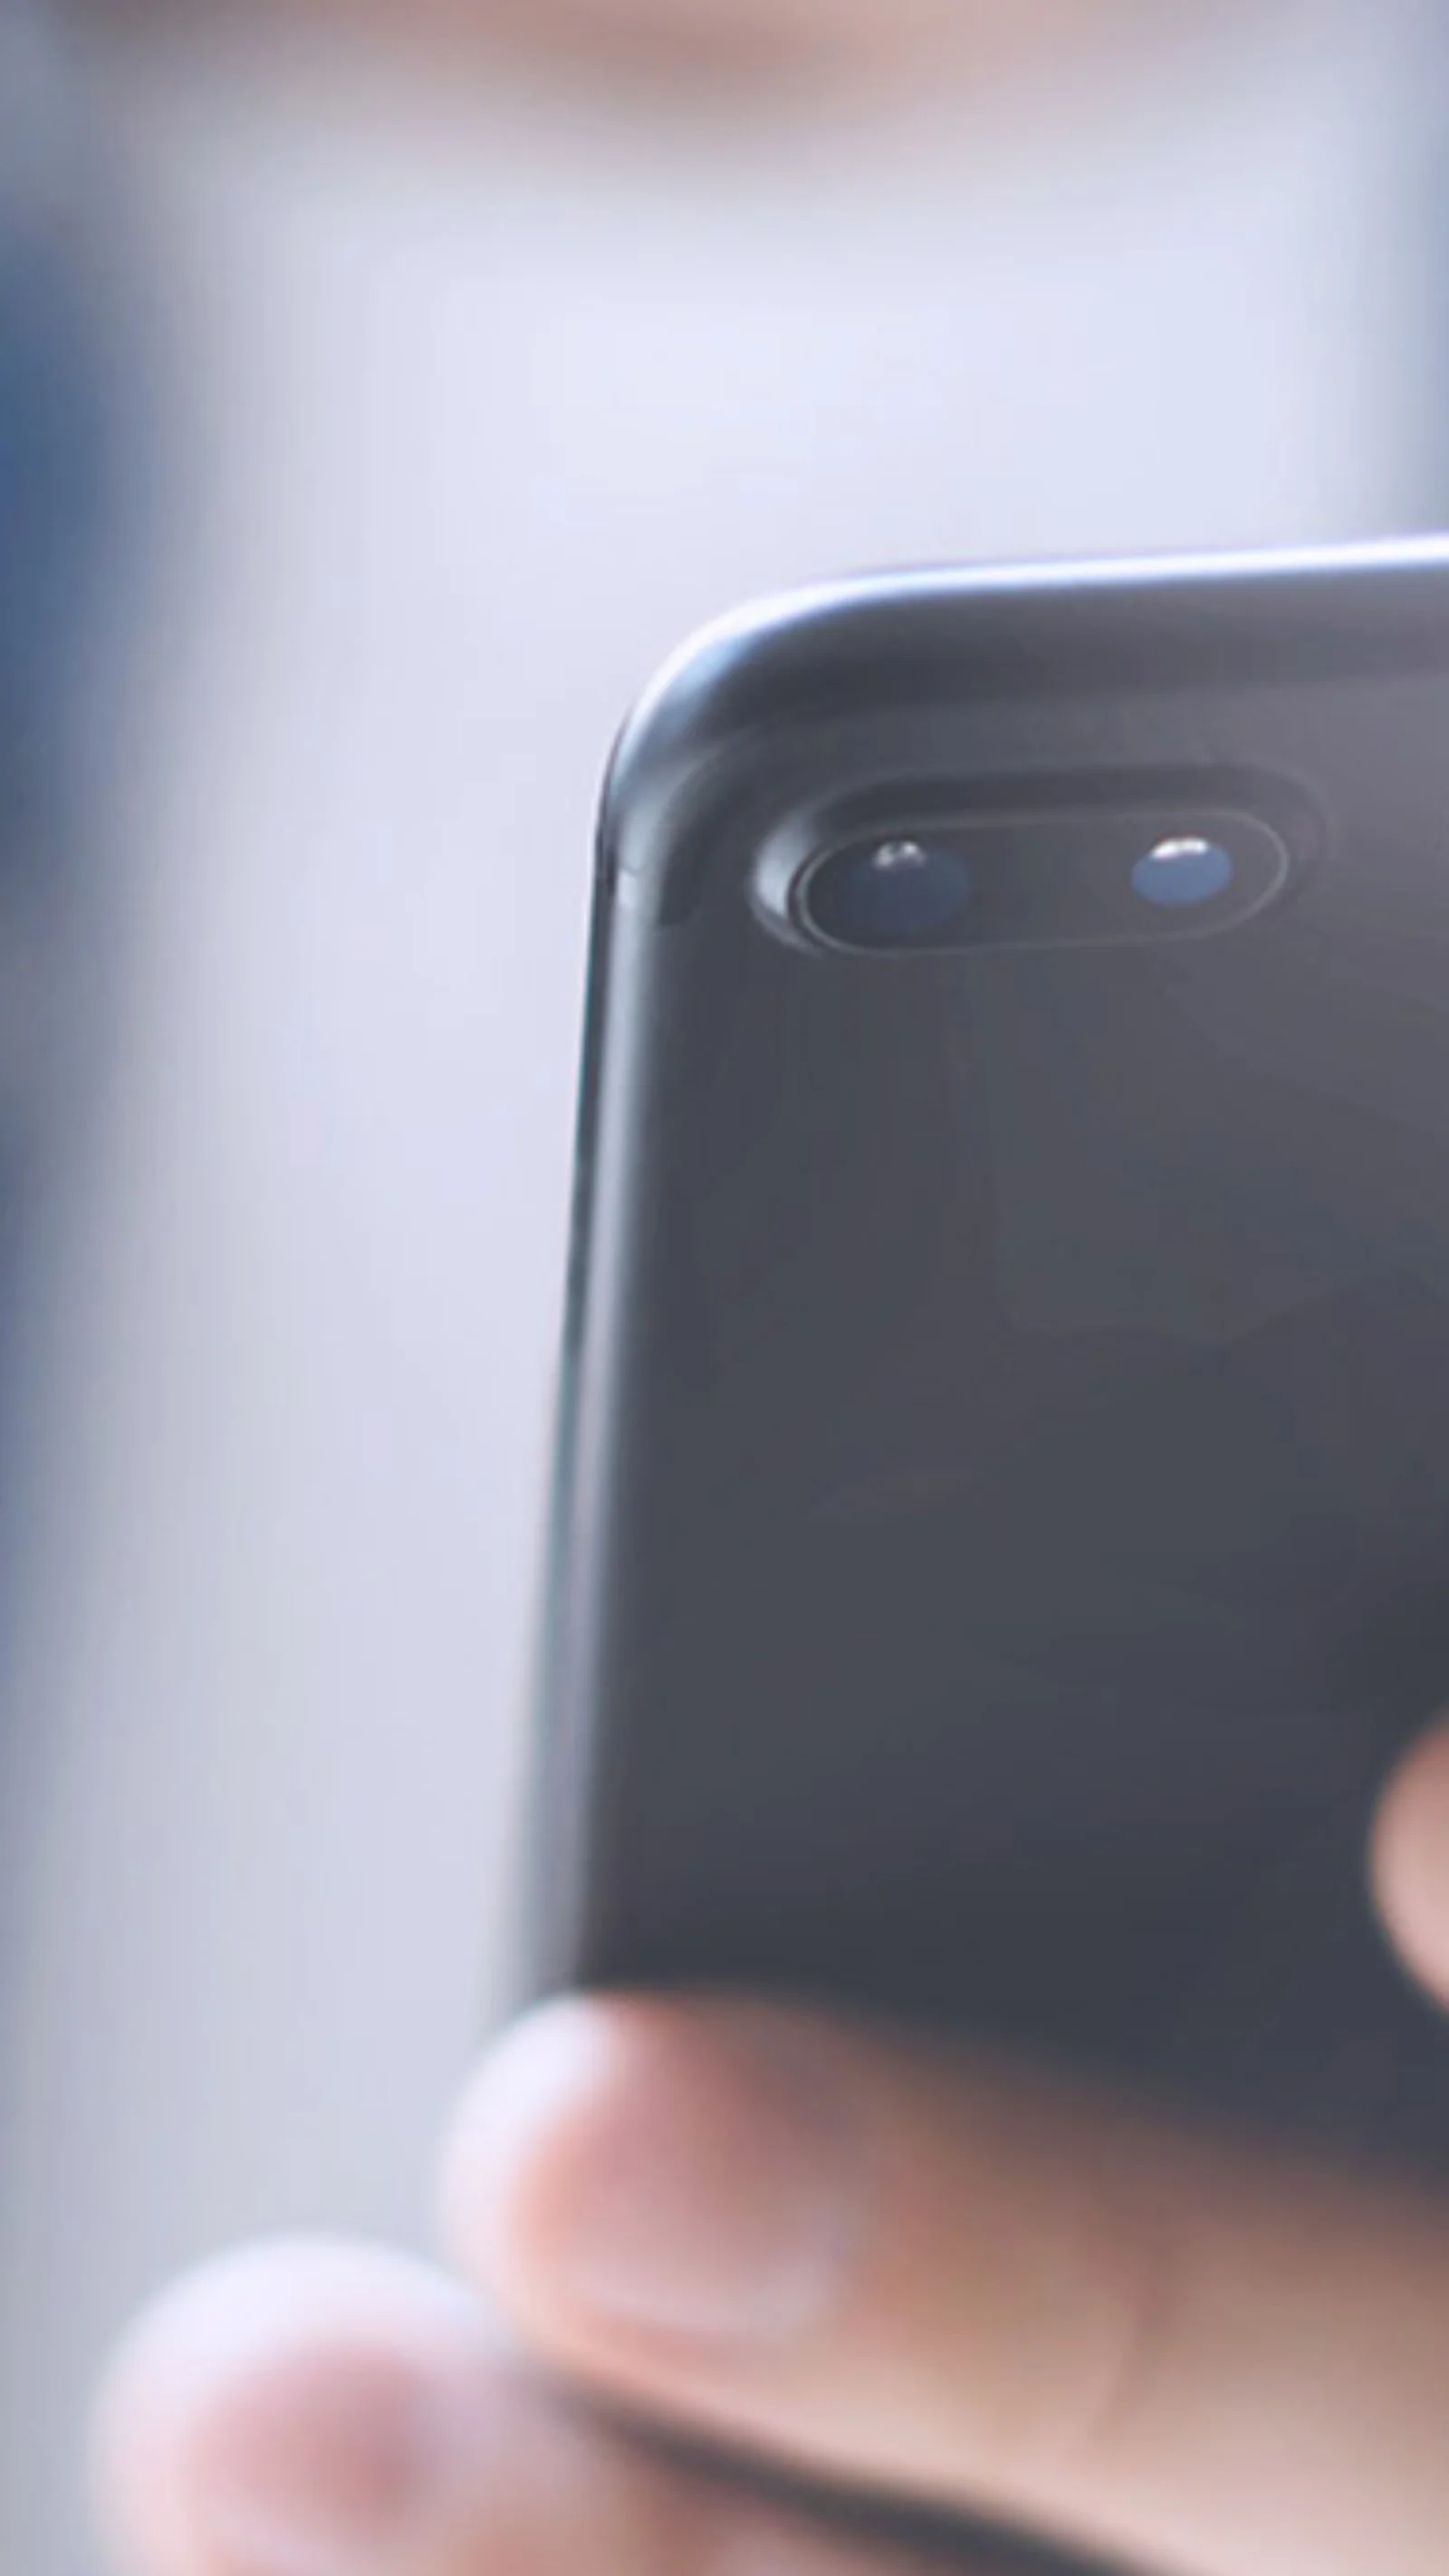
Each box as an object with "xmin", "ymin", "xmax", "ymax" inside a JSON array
[
  {"xmin": 93, "ymin": 1716, "xmax": 1449, "ymax": 2576},
  {"xmin": 135, "ymin": 0, "xmax": 1136, "ymax": 89}
]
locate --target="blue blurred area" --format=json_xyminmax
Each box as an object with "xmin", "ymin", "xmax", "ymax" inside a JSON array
[
  {"xmin": 0, "ymin": 0, "xmax": 111, "ymax": 841},
  {"xmin": 0, "ymin": 234, "xmax": 108, "ymax": 782}
]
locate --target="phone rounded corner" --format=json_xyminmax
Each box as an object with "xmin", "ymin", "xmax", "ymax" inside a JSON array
[{"xmin": 597, "ymin": 577, "xmax": 923, "ymax": 920}]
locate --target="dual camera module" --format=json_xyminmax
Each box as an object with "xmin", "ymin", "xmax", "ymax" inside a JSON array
[{"xmin": 789, "ymin": 799, "xmax": 1293, "ymax": 956}]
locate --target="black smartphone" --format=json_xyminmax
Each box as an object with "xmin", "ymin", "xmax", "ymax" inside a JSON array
[{"xmin": 533, "ymin": 542, "xmax": 1449, "ymax": 2200}]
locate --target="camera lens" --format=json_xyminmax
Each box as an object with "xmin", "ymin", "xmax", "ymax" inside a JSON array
[
  {"xmin": 778, "ymin": 803, "xmax": 1290, "ymax": 959},
  {"xmin": 802, "ymin": 837, "xmax": 975, "ymax": 950},
  {"xmin": 1130, "ymin": 836, "xmax": 1235, "ymax": 910}
]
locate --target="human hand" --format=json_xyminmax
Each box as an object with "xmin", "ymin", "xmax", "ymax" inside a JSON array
[{"xmin": 94, "ymin": 1719, "xmax": 1449, "ymax": 2576}]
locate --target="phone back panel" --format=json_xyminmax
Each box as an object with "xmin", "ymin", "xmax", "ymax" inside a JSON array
[{"xmin": 538, "ymin": 546, "xmax": 1449, "ymax": 2172}]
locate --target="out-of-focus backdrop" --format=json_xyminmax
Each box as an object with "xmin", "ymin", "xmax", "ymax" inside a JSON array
[{"xmin": 0, "ymin": 0, "xmax": 1439, "ymax": 2563}]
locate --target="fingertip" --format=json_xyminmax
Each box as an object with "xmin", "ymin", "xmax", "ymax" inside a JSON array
[
  {"xmin": 437, "ymin": 1998, "xmax": 670, "ymax": 2312},
  {"xmin": 437, "ymin": 1995, "xmax": 868, "ymax": 2371},
  {"xmin": 92, "ymin": 2240, "xmax": 494, "ymax": 2576},
  {"xmin": 1372, "ymin": 1716, "xmax": 1449, "ymax": 2007}
]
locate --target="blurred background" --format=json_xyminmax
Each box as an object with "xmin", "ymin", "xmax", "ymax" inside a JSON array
[{"xmin": 0, "ymin": 0, "xmax": 1442, "ymax": 2564}]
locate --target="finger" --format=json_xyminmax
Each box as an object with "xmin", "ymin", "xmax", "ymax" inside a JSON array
[
  {"xmin": 441, "ymin": 1995, "xmax": 1449, "ymax": 2576},
  {"xmin": 95, "ymin": 2243, "xmax": 497, "ymax": 2576},
  {"xmin": 1372, "ymin": 1714, "xmax": 1449, "ymax": 2008},
  {"xmin": 92, "ymin": 2238, "xmax": 1022, "ymax": 2576}
]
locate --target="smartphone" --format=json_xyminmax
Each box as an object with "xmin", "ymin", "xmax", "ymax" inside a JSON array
[{"xmin": 533, "ymin": 542, "xmax": 1449, "ymax": 2198}]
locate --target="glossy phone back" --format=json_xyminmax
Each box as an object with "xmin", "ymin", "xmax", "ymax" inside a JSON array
[{"xmin": 537, "ymin": 544, "xmax": 1449, "ymax": 2192}]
